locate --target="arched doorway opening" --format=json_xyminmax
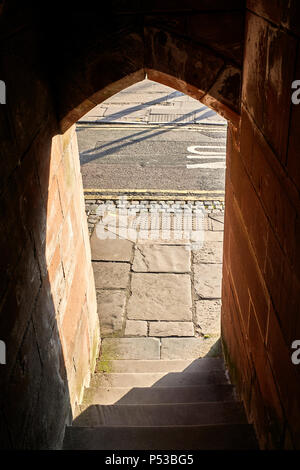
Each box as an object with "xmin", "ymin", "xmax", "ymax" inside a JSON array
[
  {"xmin": 55, "ymin": 64, "xmax": 246, "ymax": 449},
  {"xmin": 77, "ymin": 76, "xmax": 227, "ymax": 365}
]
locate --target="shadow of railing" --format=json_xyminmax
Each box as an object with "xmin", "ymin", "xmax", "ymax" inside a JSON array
[{"xmin": 78, "ymin": 102, "xmax": 217, "ymax": 165}]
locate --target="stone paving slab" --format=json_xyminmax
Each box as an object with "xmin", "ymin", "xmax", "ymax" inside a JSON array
[
  {"xmin": 195, "ymin": 300, "xmax": 221, "ymax": 336},
  {"xmin": 103, "ymin": 222, "xmax": 192, "ymax": 245},
  {"xmin": 118, "ymin": 231, "xmax": 191, "ymax": 245},
  {"xmin": 193, "ymin": 242, "xmax": 223, "ymax": 264},
  {"xmin": 149, "ymin": 322, "xmax": 194, "ymax": 337},
  {"xmin": 93, "ymin": 262, "xmax": 130, "ymax": 289},
  {"xmin": 161, "ymin": 337, "xmax": 220, "ymax": 360},
  {"xmin": 193, "ymin": 263, "xmax": 222, "ymax": 299},
  {"xmin": 137, "ymin": 235, "xmax": 191, "ymax": 245},
  {"xmin": 97, "ymin": 290, "xmax": 126, "ymax": 336},
  {"xmin": 104, "ymin": 104, "xmax": 149, "ymax": 118},
  {"xmin": 102, "ymin": 338, "xmax": 160, "ymax": 360},
  {"xmin": 125, "ymin": 320, "xmax": 148, "ymax": 337},
  {"xmin": 103, "ymin": 223, "xmax": 191, "ymax": 245},
  {"xmin": 132, "ymin": 245, "xmax": 191, "ymax": 273},
  {"xmin": 91, "ymin": 232, "xmax": 133, "ymax": 261},
  {"xmin": 127, "ymin": 273, "xmax": 192, "ymax": 321},
  {"xmin": 208, "ymin": 215, "xmax": 224, "ymax": 231},
  {"xmin": 80, "ymin": 105, "xmax": 107, "ymax": 121},
  {"xmin": 202, "ymin": 230, "xmax": 224, "ymax": 242},
  {"xmin": 87, "ymin": 196, "xmax": 224, "ymax": 360}
]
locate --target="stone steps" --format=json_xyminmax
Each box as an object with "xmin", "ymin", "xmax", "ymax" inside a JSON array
[
  {"xmin": 90, "ymin": 370, "xmax": 228, "ymax": 388},
  {"xmin": 100, "ymin": 337, "xmax": 222, "ymax": 360},
  {"xmin": 81, "ymin": 384, "xmax": 237, "ymax": 405},
  {"xmin": 73, "ymin": 402, "xmax": 247, "ymax": 426},
  {"xmin": 63, "ymin": 424, "xmax": 258, "ymax": 450},
  {"xmin": 96, "ymin": 358, "xmax": 225, "ymax": 373},
  {"xmin": 64, "ymin": 357, "xmax": 258, "ymax": 450}
]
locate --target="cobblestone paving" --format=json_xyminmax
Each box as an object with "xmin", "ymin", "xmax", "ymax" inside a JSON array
[{"xmin": 86, "ymin": 198, "xmax": 224, "ymax": 359}]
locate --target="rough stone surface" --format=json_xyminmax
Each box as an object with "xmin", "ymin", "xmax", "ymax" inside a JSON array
[
  {"xmin": 101, "ymin": 338, "xmax": 160, "ymax": 360},
  {"xmin": 127, "ymin": 273, "xmax": 192, "ymax": 321},
  {"xmin": 161, "ymin": 337, "xmax": 221, "ymax": 359},
  {"xmin": 193, "ymin": 242, "xmax": 223, "ymax": 264},
  {"xmin": 97, "ymin": 290, "xmax": 126, "ymax": 336},
  {"xmin": 208, "ymin": 215, "xmax": 224, "ymax": 231},
  {"xmin": 193, "ymin": 263, "xmax": 222, "ymax": 299},
  {"xmin": 195, "ymin": 300, "xmax": 221, "ymax": 336},
  {"xmin": 93, "ymin": 262, "xmax": 130, "ymax": 289},
  {"xmin": 90, "ymin": 232, "xmax": 133, "ymax": 261},
  {"xmin": 125, "ymin": 320, "xmax": 148, "ymax": 337},
  {"xmin": 136, "ymin": 231, "xmax": 190, "ymax": 245},
  {"xmin": 202, "ymin": 230, "xmax": 224, "ymax": 242},
  {"xmin": 133, "ymin": 244, "xmax": 191, "ymax": 273},
  {"xmin": 149, "ymin": 322, "xmax": 194, "ymax": 337}
]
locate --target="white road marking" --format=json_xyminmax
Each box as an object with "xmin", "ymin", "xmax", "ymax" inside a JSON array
[
  {"xmin": 187, "ymin": 145, "xmax": 226, "ymax": 153},
  {"xmin": 186, "ymin": 144, "xmax": 226, "ymax": 169},
  {"xmin": 187, "ymin": 146, "xmax": 226, "ymax": 149},
  {"xmin": 186, "ymin": 152, "xmax": 226, "ymax": 155},
  {"xmin": 186, "ymin": 162, "xmax": 226, "ymax": 169},
  {"xmin": 186, "ymin": 155, "xmax": 226, "ymax": 159}
]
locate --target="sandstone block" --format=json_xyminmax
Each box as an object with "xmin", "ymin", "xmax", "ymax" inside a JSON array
[
  {"xmin": 193, "ymin": 263, "xmax": 222, "ymax": 299},
  {"xmin": 195, "ymin": 300, "xmax": 221, "ymax": 336},
  {"xmin": 127, "ymin": 273, "xmax": 192, "ymax": 321},
  {"xmin": 202, "ymin": 230, "xmax": 224, "ymax": 242},
  {"xmin": 90, "ymin": 231, "xmax": 133, "ymax": 261},
  {"xmin": 93, "ymin": 262, "xmax": 130, "ymax": 289},
  {"xmin": 193, "ymin": 242, "xmax": 223, "ymax": 264},
  {"xmin": 133, "ymin": 244, "xmax": 191, "ymax": 272},
  {"xmin": 208, "ymin": 214, "xmax": 224, "ymax": 231},
  {"xmin": 149, "ymin": 322, "xmax": 194, "ymax": 337},
  {"xmin": 125, "ymin": 320, "xmax": 148, "ymax": 337},
  {"xmin": 101, "ymin": 338, "xmax": 160, "ymax": 360},
  {"xmin": 97, "ymin": 290, "xmax": 126, "ymax": 336},
  {"xmin": 161, "ymin": 337, "xmax": 217, "ymax": 359}
]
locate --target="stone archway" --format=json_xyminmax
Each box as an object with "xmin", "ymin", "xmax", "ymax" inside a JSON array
[
  {"xmin": 1, "ymin": 1, "xmax": 300, "ymax": 450},
  {"xmin": 52, "ymin": 6, "xmax": 243, "ymax": 133},
  {"xmin": 50, "ymin": 16, "xmax": 243, "ymax": 443}
]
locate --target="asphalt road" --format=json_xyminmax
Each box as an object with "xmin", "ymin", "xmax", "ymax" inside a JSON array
[{"xmin": 76, "ymin": 79, "xmax": 227, "ymax": 192}]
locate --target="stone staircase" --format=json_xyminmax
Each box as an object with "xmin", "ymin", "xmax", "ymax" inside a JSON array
[{"xmin": 63, "ymin": 357, "xmax": 258, "ymax": 450}]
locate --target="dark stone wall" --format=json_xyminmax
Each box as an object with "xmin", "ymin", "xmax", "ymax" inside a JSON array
[
  {"xmin": 222, "ymin": 0, "xmax": 300, "ymax": 449},
  {"xmin": 0, "ymin": 1, "xmax": 99, "ymax": 449},
  {"xmin": 38, "ymin": 1, "xmax": 244, "ymax": 130}
]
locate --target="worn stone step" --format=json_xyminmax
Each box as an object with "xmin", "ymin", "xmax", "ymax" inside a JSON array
[
  {"xmin": 101, "ymin": 337, "xmax": 160, "ymax": 360},
  {"xmin": 74, "ymin": 402, "xmax": 247, "ymax": 427},
  {"xmin": 97, "ymin": 358, "xmax": 225, "ymax": 373},
  {"xmin": 82, "ymin": 384, "xmax": 236, "ymax": 405},
  {"xmin": 160, "ymin": 337, "xmax": 222, "ymax": 360},
  {"xmin": 63, "ymin": 424, "xmax": 258, "ymax": 450},
  {"xmin": 90, "ymin": 370, "xmax": 228, "ymax": 388}
]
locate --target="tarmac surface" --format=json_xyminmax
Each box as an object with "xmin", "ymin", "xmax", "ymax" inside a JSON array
[{"xmin": 77, "ymin": 79, "xmax": 227, "ymax": 193}]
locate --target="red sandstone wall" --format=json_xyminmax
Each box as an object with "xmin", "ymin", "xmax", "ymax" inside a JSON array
[
  {"xmin": 46, "ymin": 126, "xmax": 100, "ymax": 412},
  {"xmin": 0, "ymin": 121, "xmax": 99, "ymax": 449},
  {"xmin": 0, "ymin": 9, "xmax": 99, "ymax": 446},
  {"xmin": 222, "ymin": 0, "xmax": 300, "ymax": 449}
]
